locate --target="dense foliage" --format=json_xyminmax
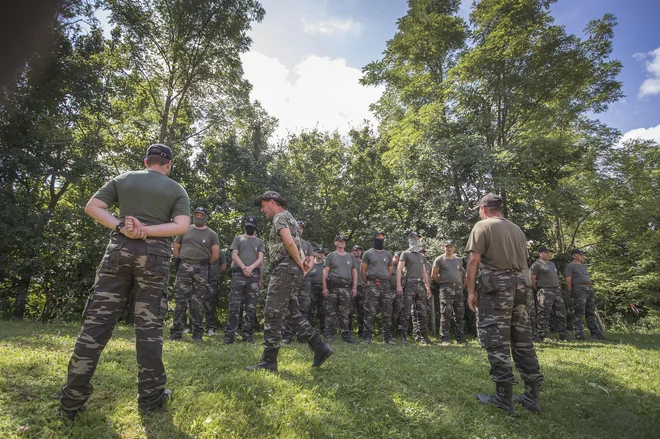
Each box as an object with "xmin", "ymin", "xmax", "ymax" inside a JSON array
[{"xmin": 0, "ymin": 0, "xmax": 657, "ymax": 327}]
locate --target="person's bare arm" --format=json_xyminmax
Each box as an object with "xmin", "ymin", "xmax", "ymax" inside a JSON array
[
  {"xmin": 396, "ymin": 261, "xmax": 404, "ymax": 294},
  {"xmin": 231, "ymin": 250, "xmax": 245, "ymax": 269},
  {"xmin": 279, "ymin": 227, "xmax": 307, "ymax": 272},
  {"xmin": 531, "ymin": 274, "xmax": 537, "ymax": 291},
  {"xmin": 173, "ymin": 242, "xmax": 181, "ymax": 257},
  {"xmin": 322, "ymin": 266, "xmax": 330, "ymax": 298},
  {"xmin": 423, "ymin": 268, "xmax": 431, "ymax": 299},
  {"xmin": 145, "ymin": 215, "xmax": 190, "ymax": 237},
  {"xmin": 85, "ymin": 198, "xmax": 146, "ymax": 239},
  {"xmin": 565, "ymin": 276, "xmax": 573, "ymax": 294},
  {"xmin": 360, "ymin": 262, "xmax": 368, "ymax": 283},
  {"xmin": 431, "ymin": 267, "xmax": 439, "ymax": 283},
  {"xmin": 210, "ymin": 245, "xmax": 220, "ymax": 263},
  {"xmin": 351, "ymin": 268, "xmax": 358, "ymax": 297},
  {"xmin": 467, "ymin": 252, "xmax": 481, "ymax": 312}
]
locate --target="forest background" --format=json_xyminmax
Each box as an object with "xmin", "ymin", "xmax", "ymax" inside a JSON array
[{"xmin": 1, "ymin": 0, "xmax": 658, "ymax": 329}]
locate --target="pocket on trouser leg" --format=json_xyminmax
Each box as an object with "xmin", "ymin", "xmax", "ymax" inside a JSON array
[
  {"xmin": 478, "ymin": 320, "xmax": 503, "ymax": 349},
  {"xmin": 99, "ymin": 243, "xmax": 124, "ymax": 273}
]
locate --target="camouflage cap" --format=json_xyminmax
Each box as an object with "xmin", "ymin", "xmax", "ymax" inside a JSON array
[
  {"xmin": 255, "ymin": 191, "xmax": 287, "ymax": 208},
  {"xmin": 445, "ymin": 240, "xmax": 455, "ymax": 247},
  {"xmin": 408, "ymin": 231, "xmax": 421, "ymax": 239},
  {"xmin": 145, "ymin": 144, "xmax": 173, "ymax": 160},
  {"xmin": 334, "ymin": 234, "xmax": 347, "ymax": 242},
  {"xmin": 374, "ymin": 230, "xmax": 386, "ymax": 238},
  {"xmin": 352, "ymin": 244, "xmax": 362, "ymax": 251},
  {"xmin": 315, "ymin": 247, "xmax": 326, "ymax": 254},
  {"xmin": 475, "ymin": 193, "xmax": 503, "ymax": 209}
]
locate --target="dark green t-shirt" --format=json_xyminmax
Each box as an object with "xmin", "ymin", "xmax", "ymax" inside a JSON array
[
  {"xmin": 93, "ymin": 170, "xmax": 190, "ymax": 225},
  {"xmin": 269, "ymin": 211, "xmax": 301, "ymax": 264},
  {"xmin": 175, "ymin": 226, "xmax": 219, "ymax": 260},
  {"xmin": 208, "ymin": 251, "xmax": 228, "ymax": 283},
  {"xmin": 301, "ymin": 239, "xmax": 314, "ymax": 258},
  {"xmin": 362, "ymin": 249, "xmax": 393, "ymax": 279},
  {"xmin": 325, "ymin": 251, "xmax": 358, "ymax": 282},
  {"xmin": 400, "ymin": 250, "xmax": 428, "ymax": 280},
  {"xmin": 309, "ymin": 261, "xmax": 324, "ymax": 284},
  {"xmin": 433, "ymin": 255, "xmax": 464, "ymax": 284},
  {"xmin": 465, "ymin": 217, "xmax": 528, "ymax": 271},
  {"xmin": 230, "ymin": 235, "xmax": 266, "ymax": 267},
  {"xmin": 564, "ymin": 262, "xmax": 591, "ymax": 285},
  {"xmin": 530, "ymin": 260, "xmax": 560, "ymax": 288}
]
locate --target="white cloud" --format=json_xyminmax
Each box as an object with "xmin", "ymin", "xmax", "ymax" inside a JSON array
[
  {"xmin": 621, "ymin": 124, "xmax": 660, "ymax": 144},
  {"xmin": 636, "ymin": 48, "xmax": 660, "ymax": 97},
  {"xmin": 241, "ymin": 51, "xmax": 383, "ymax": 139},
  {"xmin": 301, "ymin": 17, "xmax": 364, "ymax": 36}
]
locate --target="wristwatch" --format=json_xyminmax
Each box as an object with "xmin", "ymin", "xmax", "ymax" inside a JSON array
[{"xmin": 115, "ymin": 222, "xmax": 125, "ymax": 233}]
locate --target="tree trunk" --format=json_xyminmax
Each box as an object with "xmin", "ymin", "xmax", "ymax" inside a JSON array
[{"xmin": 12, "ymin": 273, "xmax": 32, "ymax": 319}]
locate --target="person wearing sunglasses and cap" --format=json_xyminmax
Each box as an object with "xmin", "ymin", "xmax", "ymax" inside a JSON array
[
  {"xmin": 171, "ymin": 207, "xmax": 220, "ymax": 342},
  {"xmin": 530, "ymin": 247, "xmax": 568, "ymax": 342},
  {"xmin": 60, "ymin": 144, "xmax": 190, "ymax": 421},
  {"xmin": 565, "ymin": 249, "xmax": 606, "ymax": 341}
]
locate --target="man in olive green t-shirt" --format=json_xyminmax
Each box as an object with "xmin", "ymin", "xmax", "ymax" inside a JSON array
[
  {"xmin": 565, "ymin": 249, "xmax": 605, "ymax": 341},
  {"xmin": 466, "ymin": 193, "xmax": 542, "ymax": 414},
  {"xmin": 530, "ymin": 247, "xmax": 568, "ymax": 342},
  {"xmin": 171, "ymin": 207, "xmax": 220, "ymax": 342},
  {"xmin": 361, "ymin": 231, "xmax": 394, "ymax": 344},
  {"xmin": 61, "ymin": 144, "xmax": 190, "ymax": 420},
  {"xmin": 432, "ymin": 240, "xmax": 467, "ymax": 345}
]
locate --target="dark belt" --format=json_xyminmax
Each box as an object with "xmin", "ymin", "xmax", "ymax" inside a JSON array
[
  {"xmin": 367, "ymin": 276, "xmax": 388, "ymax": 282},
  {"xmin": 439, "ymin": 282, "xmax": 461, "ymax": 286},
  {"xmin": 328, "ymin": 279, "xmax": 352, "ymax": 288},
  {"xmin": 575, "ymin": 284, "xmax": 592, "ymax": 287},
  {"xmin": 311, "ymin": 282, "xmax": 323, "ymax": 287},
  {"xmin": 181, "ymin": 258, "xmax": 209, "ymax": 266}
]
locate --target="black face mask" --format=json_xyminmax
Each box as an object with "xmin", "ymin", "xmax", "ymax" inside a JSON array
[
  {"xmin": 193, "ymin": 217, "xmax": 206, "ymax": 227},
  {"xmin": 245, "ymin": 225, "xmax": 256, "ymax": 236},
  {"xmin": 373, "ymin": 238, "xmax": 385, "ymax": 250}
]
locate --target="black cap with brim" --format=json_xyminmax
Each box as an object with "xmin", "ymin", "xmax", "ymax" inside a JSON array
[
  {"xmin": 445, "ymin": 240, "xmax": 455, "ymax": 247},
  {"xmin": 255, "ymin": 191, "xmax": 287, "ymax": 208},
  {"xmin": 475, "ymin": 193, "xmax": 503, "ymax": 209},
  {"xmin": 146, "ymin": 144, "xmax": 173, "ymax": 160},
  {"xmin": 374, "ymin": 230, "xmax": 386, "ymax": 238},
  {"xmin": 315, "ymin": 247, "xmax": 326, "ymax": 254},
  {"xmin": 352, "ymin": 245, "xmax": 362, "ymax": 251},
  {"xmin": 408, "ymin": 231, "xmax": 421, "ymax": 239},
  {"xmin": 570, "ymin": 249, "xmax": 584, "ymax": 255},
  {"xmin": 245, "ymin": 216, "xmax": 258, "ymax": 227},
  {"xmin": 194, "ymin": 207, "xmax": 208, "ymax": 217},
  {"xmin": 297, "ymin": 219, "xmax": 305, "ymax": 226},
  {"xmin": 538, "ymin": 246, "xmax": 554, "ymax": 253}
]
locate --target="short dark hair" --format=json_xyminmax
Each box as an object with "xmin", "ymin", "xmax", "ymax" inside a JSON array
[
  {"xmin": 255, "ymin": 191, "xmax": 287, "ymax": 208},
  {"xmin": 145, "ymin": 155, "xmax": 171, "ymax": 166}
]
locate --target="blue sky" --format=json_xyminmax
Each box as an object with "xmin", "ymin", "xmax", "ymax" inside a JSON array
[{"xmin": 242, "ymin": 0, "xmax": 660, "ymax": 142}]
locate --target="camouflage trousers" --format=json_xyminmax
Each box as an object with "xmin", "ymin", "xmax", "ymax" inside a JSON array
[
  {"xmin": 310, "ymin": 283, "xmax": 325, "ymax": 332},
  {"xmin": 263, "ymin": 261, "xmax": 316, "ymax": 349},
  {"xmin": 224, "ymin": 270, "xmax": 260, "ymax": 340},
  {"xmin": 572, "ymin": 285, "xmax": 602, "ymax": 338},
  {"xmin": 61, "ymin": 235, "xmax": 170, "ymax": 414},
  {"xmin": 536, "ymin": 288, "xmax": 567, "ymax": 339},
  {"xmin": 349, "ymin": 285, "xmax": 366, "ymax": 336},
  {"xmin": 204, "ymin": 275, "xmax": 220, "ymax": 332},
  {"xmin": 324, "ymin": 282, "xmax": 353, "ymax": 339},
  {"xmin": 283, "ymin": 276, "xmax": 312, "ymax": 338},
  {"xmin": 171, "ymin": 262, "xmax": 208, "ymax": 340},
  {"xmin": 364, "ymin": 279, "xmax": 394, "ymax": 339},
  {"xmin": 391, "ymin": 287, "xmax": 403, "ymax": 336},
  {"xmin": 402, "ymin": 279, "xmax": 428, "ymax": 339},
  {"xmin": 476, "ymin": 270, "xmax": 542, "ymax": 384},
  {"xmin": 439, "ymin": 283, "xmax": 465, "ymax": 342}
]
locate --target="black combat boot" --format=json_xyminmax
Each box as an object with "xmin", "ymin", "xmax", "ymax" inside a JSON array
[
  {"xmin": 342, "ymin": 334, "xmax": 360, "ymax": 344},
  {"xmin": 592, "ymin": 333, "xmax": 607, "ymax": 340},
  {"xmin": 308, "ymin": 333, "xmax": 333, "ymax": 367},
  {"xmin": 282, "ymin": 336, "xmax": 292, "ymax": 344},
  {"xmin": 139, "ymin": 389, "xmax": 173, "ymax": 415},
  {"xmin": 400, "ymin": 335, "xmax": 408, "ymax": 344},
  {"xmin": 514, "ymin": 381, "xmax": 541, "ymax": 413},
  {"xmin": 246, "ymin": 347, "xmax": 279, "ymax": 372},
  {"xmin": 363, "ymin": 333, "xmax": 372, "ymax": 344},
  {"xmin": 477, "ymin": 382, "xmax": 514, "ymax": 413}
]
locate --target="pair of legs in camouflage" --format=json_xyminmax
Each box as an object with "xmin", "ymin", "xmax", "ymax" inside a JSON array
[
  {"xmin": 536, "ymin": 288, "xmax": 568, "ymax": 339},
  {"xmin": 349, "ymin": 285, "xmax": 366, "ymax": 336},
  {"xmin": 572, "ymin": 285, "xmax": 603, "ymax": 338},
  {"xmin": 363, "ymin": 279, "xmax": 394, "ymax": 341},
  {"xmin": 324, "ymin": 283, "xmax": 353, "ymax": 340},
  {"xmin": 171, "ymin": 262, "xmax": 208, "ymax": 340},
  {"xmin": 391, "ymin": 288, "xmax": 403, "ymax": 336},
  {"xmin": 439, "ymin": 284, "xmax": 466, "ymax": 342},
  {"xmin": 310, "ymin": 283, "xmax": 325, "ymax": 333},
  {"xmin": 61, "ymin": 235, "xmax": 171, "ymax": 414},
  {"xmin": 476, "ymin": 271, "xmax": 542, "ymax": 385},
  {"xmin": 283, "ymin": 276, "xmax": 312, "ymax": 340},
  {"xmin": 224, "ymin": 270, "xmax": 260, "ymax": 341},
  {"xmin": 403, "ymin": 279, "xmax": 429, "ymax": 341},
  {"xmin": 263, "ymin": 262, "xmax": 316, "ymax": 349}
]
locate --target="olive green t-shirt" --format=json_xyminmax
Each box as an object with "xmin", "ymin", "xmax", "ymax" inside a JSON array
[
  {"xmin": 564, "ymin": 262, "xmax": 591, "ymax": 285},
  {"xmin": 93, "ymin": 170, "xmax": 190, "ymax": 226},
  {"xmin": 309, "ymin": 261, "xmax": 324, "ymax": 284},
  {"xmin": 530, "ymin": 260, "xmax": 560, "ymax": 288},
  {"xmin": 325, "ymin": 251, "xmax": 358, "ymax": 282},
  {"xmin": 269, "ymin": 211, "xmax": 302, "ymax": 264},
  {"xmin": 301, "ymin": 239, "xmax": 314, "ymax": 258},
  {"xmin": 400, "ymin": 250, "xmax": 428, "ymax": 280},
  {"xmin": 208, "ymin": 251, "xmax": 228, "ymax": 283},
  {"xmin": 362, "ymin": 248, "xmax": 393, "ymax": 279},
  {"xmin": 175, "ymin": 226, "xmax": 219, "ymax": 260},
  {"xmin": 433, "ymin": 255, "xmax": 464, "ymax": 284},
  {"xmin": 465, "ymin": 217, "xmax": 529, "ymax": 271},
  {"xmin": 230, "ymin": 235, "xmax": 266, "ymax": 267}
]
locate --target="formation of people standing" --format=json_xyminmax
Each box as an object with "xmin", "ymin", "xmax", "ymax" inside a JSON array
[{"xmin": 59, "ymin": 144, "xmax": 608, "ymax": 422}]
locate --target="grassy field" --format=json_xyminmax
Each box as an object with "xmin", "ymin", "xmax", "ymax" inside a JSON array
[{"xmin": 0, "ymin": 321, "xmax": 659, "ymax": 439}]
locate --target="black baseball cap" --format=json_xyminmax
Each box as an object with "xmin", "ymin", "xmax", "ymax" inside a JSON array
[
  {"xmin": 538, "ymin": 246, "xmax": 554, "ymax": 253},
  {"xmin": 570, "ymin": 249, "xmax": 584, "ymax": 255},
  {"xmin": 297, "ymin": 219, "xmax": 305, "ymax": 226},
  {"xmin": 315, "ymin": 247, "xmax": 326, "ymax": 254},
  {"xmin": 245, "ymin": 216, "xmax": 257, "ymax": 227},
  {"xmin": 445, "ymin": 240, "xmax": 455, "ymax": 247},
  {"xmin": 193, "ymin": 207, "xmax": 208, "ymax": 217},
  {"xmin": 408, "ymin": 231, "xmax": 421, "ymax": 239},
  {"xmin": 394, "ymin": 251, "xmax": 401, "ymax": 257},
  {"xmin": 352, "ymin": 245, "xmax": 362, "ymax": 251},
  {"xmin": 255, "ymin": 191, "xmax": 287, "ymax": 207},
  {"xmin": 475, "ymin": 193, "xmax": 503, "ymax": 209},
  {"xmin": 334, "ymin": 234, "xmax": 347, "ymax": 242},
  {"xmin": 374, "ymin": 230, "xmax": 386, "ymax": 238},
  {"xmin": 145, "ymin": 144, "xmax": 173, "ymax": 160}
]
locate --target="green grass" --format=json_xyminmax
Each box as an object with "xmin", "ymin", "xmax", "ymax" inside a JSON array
[{"xmin": 1, "ymin": 321, "xmax": 659, "ymax": 438}]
